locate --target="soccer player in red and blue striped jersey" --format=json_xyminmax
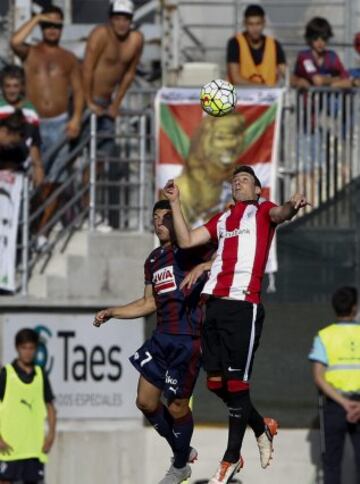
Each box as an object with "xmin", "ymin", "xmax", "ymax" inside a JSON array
[{"xmin": 93, "ymin": 200, "xmax": 213, "ymax": 484}]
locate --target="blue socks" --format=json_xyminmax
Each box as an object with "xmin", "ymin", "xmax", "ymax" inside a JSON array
[{"xmin": 142, "ymin": 404, "xmax": 194, "ymax": 469}]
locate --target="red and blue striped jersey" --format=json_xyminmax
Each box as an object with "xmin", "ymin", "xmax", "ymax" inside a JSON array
[{"xmin": 144, "ymin": 244, "xmax": 211, "ymax": 336}]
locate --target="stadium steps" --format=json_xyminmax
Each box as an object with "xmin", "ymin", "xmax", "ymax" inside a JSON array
[{"xmin": 28, "ymin": 231, "xmax": 153, "ymax": 302}]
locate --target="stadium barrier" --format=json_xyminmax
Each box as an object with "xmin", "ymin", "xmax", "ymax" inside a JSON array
[{"xmin": 10, "ymin": 86, "xmax": 360, "ymax": 295}]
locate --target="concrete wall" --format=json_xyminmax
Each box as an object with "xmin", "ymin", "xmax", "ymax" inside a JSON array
[{"xmin": 45, "ymin": 423, "xmax": 357, "ymax": 484}]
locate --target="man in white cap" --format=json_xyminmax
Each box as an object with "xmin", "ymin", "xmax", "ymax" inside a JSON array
[
  {"xmin": 83, "ymin": 0, "xmax": 143, "ymax": 119},
  {"xmin": 82, "ymin": 0, "xmax": 143, "ymax": 227}
]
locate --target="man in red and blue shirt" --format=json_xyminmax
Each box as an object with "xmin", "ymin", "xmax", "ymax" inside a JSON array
[
  {"xmin": 163, "ymin": 165, "xmax": 309, "ymax": 484},
  {"xmin": 292, "ymin": 17, "xmax": 356, "ymax": 88},
  {"xmin": 93, "ymin": 200, "xmax": 212, "ymax": 484}
]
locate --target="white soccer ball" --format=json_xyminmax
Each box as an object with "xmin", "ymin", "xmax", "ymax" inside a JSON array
[{"xmin": 200, "ymin": 79, "xmax": 237, "ymax": 117}]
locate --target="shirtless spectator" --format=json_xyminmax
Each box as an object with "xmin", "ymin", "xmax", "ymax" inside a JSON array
[
  {"xmin": 82, "ymin": 0, "xmax": 143, "ymax": 227},
  {"xmin": 10, "ymin": 5, "xmax": 84, "ymax": 184},
  {"xmin": 0, "ymin": 65, "xmax": 44, "ymax": 187}
]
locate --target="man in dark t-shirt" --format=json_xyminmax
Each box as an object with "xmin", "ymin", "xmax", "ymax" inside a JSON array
[
  {"xmin": 227, "ymin": 4, "xmax": 286, "ymax": 86},
  {"xmin": 0, "ymin": 328, "xmax": 56, "ymax": 484}
]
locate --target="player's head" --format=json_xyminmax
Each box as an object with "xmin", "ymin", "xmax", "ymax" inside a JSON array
[
  {"xmin": 0, "ymin": 65, "xmax": 25, "ymax": 105},
  {"xmin": 305, "ymin": 17, "xmax": 333, "ymax": 53},
  {"xmin": 332, "ymin": 286, "xmax": 358, "ymax": 319},
  {"xmin": 243, "ymin": 4, "xmax": 266, "ymax": 42},
  {"xmin": 232, "ymin": 165, "xmax": 261, "ymax": 202},
  {"xmin": 109, "ymin": 0, "xmax": 134, "ymax": 39},
  {"xmin": 15, "ymin": 328, "xmax": 39, "ymax": 366},
  {"xmin": 40, "ymin": 5, "xmax": 64, "ymax": 45},
  {"xmin": 152, "ymin": 200, "xmax": 174, "ymax": 245}
]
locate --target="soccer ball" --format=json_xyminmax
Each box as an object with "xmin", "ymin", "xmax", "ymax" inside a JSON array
[{"xmin": 200, "ymin": 79, "xmax": 237, "ymax": 117}]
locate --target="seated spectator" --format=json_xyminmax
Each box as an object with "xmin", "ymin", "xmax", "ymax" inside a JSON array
[
  {"xmin": 227, "ymin": 4, "xmax": 286, "ymax": 86},
  {"xmin": 292, "ymin": 17, "xmax": 359, "ymax": 88},
  {"xmin": 0, "ymin": 65, "xmax": 44, "ymax": 187}
]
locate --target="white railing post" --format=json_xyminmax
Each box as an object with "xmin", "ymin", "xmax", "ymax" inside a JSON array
[
  {"xmin": 21, "ymin": 174, "xmax": 29, "ymax": 295},
  {"xmin": 139, "ymin": 114, "xmax": 146, "ymax": 233},
  {"xmin": 89, "ymin": 113, "xmax": 97, "ymax": 230}
]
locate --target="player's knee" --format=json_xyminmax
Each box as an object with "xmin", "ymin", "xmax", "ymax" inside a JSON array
[
  {"xmin": 136, "ymin": 395, "xmax": 158, "ymax": 414},
  {"xmin": 168, "ymin": 399, "xmax": 190, "ymax": 419}
]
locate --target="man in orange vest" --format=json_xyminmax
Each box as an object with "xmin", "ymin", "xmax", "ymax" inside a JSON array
[{"xmin": 227, "ymin": 4, "xmax": 286, "ymax": 86}]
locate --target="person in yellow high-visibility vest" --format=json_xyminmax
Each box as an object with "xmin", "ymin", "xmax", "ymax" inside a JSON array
[
  {"xmin": 309, "ymin": 286, "xmax": 360, "ymax": 484},
  {"xmin": 227, "ymin": 4, "xmax": 287, "ymax": 87},
  {"xmin": 0, "ymin": 328, "xmax": 56, "ymax": 484}
]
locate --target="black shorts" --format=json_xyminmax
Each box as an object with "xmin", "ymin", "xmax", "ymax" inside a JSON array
[
  {"xmin": 202, "ymin": 298, "xmax": 265, "ymax": 381},
  {"xmin": 0, "ymin": 458, "xmax": 44, "ymax": 482}
]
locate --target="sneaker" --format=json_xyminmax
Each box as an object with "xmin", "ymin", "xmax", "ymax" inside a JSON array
[
  {"xmin": 208, "ymin": 456, "xmax": 244, "ymax": 483},
  {"xmin": 158, "ymin": 464, "xmax": 191, "ymax": 484},
  {"xmin": 171, "ymin": 446, "xmax": 198, "ymax": 465},
  {"xmin": 257, "ymin": 417, "xmax": 279, "ymax": 469}
]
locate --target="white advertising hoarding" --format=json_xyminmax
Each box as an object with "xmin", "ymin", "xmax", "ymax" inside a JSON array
[{"xmin": 3, "ymin": 313, "xmax": 144, "ymax": 419}]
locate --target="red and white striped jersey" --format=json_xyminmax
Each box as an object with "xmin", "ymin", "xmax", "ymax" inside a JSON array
[{"xmin": 202, "ymin": 200, "xmax": 278, "ymax": 304}]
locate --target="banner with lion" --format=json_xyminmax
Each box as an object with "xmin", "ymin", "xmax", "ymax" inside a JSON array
[{"xmin": 155, "ymin": 87, "xmax": 284, "ymax": 277}]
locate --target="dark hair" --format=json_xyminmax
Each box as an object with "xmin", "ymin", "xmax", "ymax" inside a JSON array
[
  {"xmin": 15, "ymin": 328, "xmax": 39, "ymax": 347},
  {"xmin": 233, "ymin": 165, "xmax": 262, "ymax": 188},
  {"xmin": 244, "ymin": 4, "xmax": 265, "ymax": 18},
  {"xmin": 41, "ymin": 5, "xmax": 64, "ymax": 20},
  {"xmin": 153, "ymin": 199, "xmax": 171, "ymax": 214},
  {"xmin": 0, "ymin": 65, "xmax": 25, "ymax": 87},
  {"xmin": 305, "ymin": 17, "xmax": 333, "ymax": 43},
  {"xmin": 331, "ymin": 286, "xmax": 358, "ymax": 317},
  {"xmin": 0, "ymin": 109, "xmax": 26, "ymax": 135}
]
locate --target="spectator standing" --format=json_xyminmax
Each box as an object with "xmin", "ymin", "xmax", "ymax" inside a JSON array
[
  {"xmin": 292, "ymin": 17, "xmax": 358, "ymax": 88},
  {"xmin": 227, "ymin": 4, "xmax": 286, "ymax": 86},
  {"xmin": 0, "ymin": 328, "xmax": 56, "ymax": 484},
  {"xmin": 0, "ymin": 111, "xmax": 30, "ymax": 173},
  {"xmin": 10, "ymin": 5, "xmax": 84, "ymax": 183},
  {"xmin": 82, "ymin": 0, "xmax": 143, "ymax": 228},
  {"xmin": 309, "ymin": 286, "xmax": 360, "ymax": 484},
  {"xmin": 0, "ymin": 66, "xmax": 44, "ymax": 187}
]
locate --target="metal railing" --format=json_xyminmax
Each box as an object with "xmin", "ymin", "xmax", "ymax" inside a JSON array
[
  {"xmin": 16, "ymin": 96, "xmax": 156, "ymax": 294},
  {"xmin": 280, "ymin": 87, "xmax": 360, "ymax": 212},
  {"xmin": 11, "ymin": 85, "xmax": 360, "ymax": 294}
]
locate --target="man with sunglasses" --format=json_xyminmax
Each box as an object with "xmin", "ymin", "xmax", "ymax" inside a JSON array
[
  {"xmin": 10, "ymin": 6, "xmax": 84, "ymax": 183},
  {"xmin": 292, "ymin": 17, "xmax": 358, "ymax": 88}
]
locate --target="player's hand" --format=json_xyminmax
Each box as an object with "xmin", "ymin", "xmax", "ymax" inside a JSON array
[
  {"xmin": 290, "ymin": 193, "xmax": 310, "ymax": 210},
  {"xmin": 162, "ymin": 179, "xmax": 180, "ymax": 202},
  {"xmin": 42, "ymin": 432, "xmax": 55, "ymax": 453},
  {"xmin": 88, "ymin": 101, "xmax": 105, "ymax": 117},
  {"xmin": 0, "ymin": 437, "xmax": 13, "ymax": 456},
  {"xmin": 180, "ymin": 263, "xmax": 207, "ymax": 291},
  {"xmin": 107, "ymin": 103, "xmax": 119, "ymax": 119},
  {"xmin": 66, "ymin": 118, "xmax": 81, "ymax": 139},
  {"xmin": 93, "ymin": 308, "xmax": 112, "ymax": 327}
]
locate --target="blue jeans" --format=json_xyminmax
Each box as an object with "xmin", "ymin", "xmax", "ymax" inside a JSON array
[{"xmin": 40, "ymin": 113, "xmax": 69, "ymax": 183}]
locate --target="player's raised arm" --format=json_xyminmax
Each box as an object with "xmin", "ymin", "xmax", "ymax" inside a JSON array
[
  {"xmin": 162, "ymin": 180, "xmax": 211, "ymax": 248},
  {"xmin": 269, "ymin": 193, "xmax": 310, "ymax": 224},
  {"xmin": 93, "ymin": 284, "xmax": 155, "ymax": 326}
]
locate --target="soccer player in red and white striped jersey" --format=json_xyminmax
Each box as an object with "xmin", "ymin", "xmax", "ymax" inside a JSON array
[{"xmin": 163, "ymin": 166, "xmax": 309, "ymax": 483}]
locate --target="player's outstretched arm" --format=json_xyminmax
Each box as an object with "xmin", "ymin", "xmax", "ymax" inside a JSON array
[
  {"xmin": 269, "ymin": 193, "xmax": 310, "ymax": 224},
  {"xmin": 93, "ymin": 285, "xmax": 156, "ymax": 327},
  {"xmin": 163, "ymin": 180, "xmax": 211, "ymax": 248},
  {"xmin": 180, "ymin": 258, "xmax": 214, "ymax": 290}
]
